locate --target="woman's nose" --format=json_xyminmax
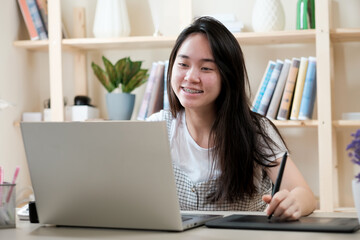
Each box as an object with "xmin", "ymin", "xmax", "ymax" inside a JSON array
[{"xmin": 184, "ymin": 68, "xmax": 200, "ymax": 82}]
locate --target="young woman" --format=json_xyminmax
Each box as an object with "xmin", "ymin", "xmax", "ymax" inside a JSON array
[{"xmin": 147, "ymin": 16, "xmax": 316, "ymax": 220}]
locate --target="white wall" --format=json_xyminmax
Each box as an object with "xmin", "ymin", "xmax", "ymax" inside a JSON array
[{"xmin": 1, "ymin": 0, "xmax": 359, "ymax": 208}]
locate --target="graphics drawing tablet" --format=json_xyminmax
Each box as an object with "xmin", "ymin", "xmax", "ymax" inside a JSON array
[{"xmin": 205, "ymin": 214, "xmax": 360, "ymax": 233}]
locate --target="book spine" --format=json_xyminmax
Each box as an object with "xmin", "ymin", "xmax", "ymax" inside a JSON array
[
  {"xmin": 27, "ymin": 0, "xmax": 48, "ymax": 39},
  {"xmin": 35, "ymin": 0, "xmax": 48, "ymax": 33},
  {"xmin": 163, "ymin": 60, "xmax": 170, "ymax": 111},
  {"xmin": 252, "ymin": 61, "xmax": 276, "ymax": 112},
  {"xmin": 266, "ymin": 59, "xmax": 291, "ymax": 120},
  {"xmin": 289, "ymin": 57, "xmax": 309, "ymax": 120},
  {"xmin": 258, "ymin": 60, "xmax": 284, "ymax": 116},
  {"xmin": 298, "ymin": 57, "xmax": 317, "ymax": 120},
  {"xmin": 147, "ymin": 62, "xmax": 165, "ymax": 117},
  {"xmin": 137, "ymin": 62, "xmax": 158, "ymax": 120},
  {"xmin": 251, "ymin": 61, "xmax": 269, "ymax": 111},
  {"xmin": 276, "ymin": 58, "xmax": 301, "ymax": 120},
  {"xmin": 17, "ymin": 0, "xmax": 39, "ymax": 40}
]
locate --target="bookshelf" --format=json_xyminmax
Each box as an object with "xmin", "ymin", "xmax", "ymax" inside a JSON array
[{"xmin": 12, "ymin": 0, "xmax": 360, "ymax": 212}]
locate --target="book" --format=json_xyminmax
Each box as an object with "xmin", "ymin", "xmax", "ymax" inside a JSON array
[
  {"xmin": 27, "ymin": 0, "xmax": 48, "ymax": 39},
  {"xmin": 258, "ymin": 60, "xmax": 284, "ymax": 116},
  {"xmin": 17, "ymin": 0, "xmax": 39, "ymax": 40},
  {"xmin": 276, "ymin": 58, "xmax": 301, "ymax": 120},
  {"xmin": 298, "ymin": 57, "xmax": 317, "ymax": 120},
  {"xmin": 146, "ymin": 62, "xmax": 165, "ymax": 117},
  {"xmin": 251, "ymin": 61, "xmax": 276, "ymax": 112},
  {"xmin": 266, "ymin": 59, "xmax": 291, "ymax": 120},
  {"xmin": 289, "ymin": 57, "xmax": 309, "ymax": 120},
  {"xmin": 163, "ymin": 60, "xmax": 170, "ymax": 111},
  {"xmin": 35, "ymin": 0, "xmax": 48, "ymax": 33},
  {"xmin": 137, "ymin": 62, "xmax": 159, "ymax": 120}
]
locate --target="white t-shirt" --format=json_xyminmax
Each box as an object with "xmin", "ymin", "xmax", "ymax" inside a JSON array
[{"xmin": 147, "ymin": 110, "xmax": 286, "ymax": 183}]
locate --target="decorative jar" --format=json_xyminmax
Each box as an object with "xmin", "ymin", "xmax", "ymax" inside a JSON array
[{"xmin": 252, "ymin": 0, "xmax": 285, "ymax": 32}]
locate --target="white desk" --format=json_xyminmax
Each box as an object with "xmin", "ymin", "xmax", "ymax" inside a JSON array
[{"xmin": 2, "ymin": 211, "xmax": 359, "ymax": 240}]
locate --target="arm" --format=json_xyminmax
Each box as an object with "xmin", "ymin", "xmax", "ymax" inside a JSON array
[{"xmin": 262, "ymin": 155, "xmax": 317, "ymax": 220}]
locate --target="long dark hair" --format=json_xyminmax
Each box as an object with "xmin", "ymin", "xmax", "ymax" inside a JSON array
[{"xmin": 167, "ymin": 16, "xmax": 286, "ymax": 202}]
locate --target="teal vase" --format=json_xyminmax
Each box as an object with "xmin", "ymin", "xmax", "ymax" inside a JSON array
[{"xmin": 106, "ymin": 93, "xmax": 135, "ymax": 120}]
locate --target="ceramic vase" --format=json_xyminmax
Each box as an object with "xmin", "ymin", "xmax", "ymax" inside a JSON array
[
  {"xmin": 93, "ymin": 0, "xmax": 130, "ymax": 38},
  {"xmin": 148, "ymin": 0, "xmax": 163, "ymax": 36},
  {"xmin": 252, "ymin": 0, "xmax": 285, "ymax": 32},
  {"xmin": 106, "ymin": 93, "xmax": 135, "ymax": 120},
  {"xmin": 352, "ymin": 179, "xmax": 360, "ymax": 223}
]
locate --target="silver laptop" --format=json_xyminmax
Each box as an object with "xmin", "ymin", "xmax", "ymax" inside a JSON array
[{"xmin": 20, "ymin": 121, "xmax": 221, "ymax": 231}]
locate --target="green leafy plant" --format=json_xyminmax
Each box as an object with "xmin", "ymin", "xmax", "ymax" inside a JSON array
[{"xmin": 91, "ymin": 56, "xmax": 148, "ymax": 93}]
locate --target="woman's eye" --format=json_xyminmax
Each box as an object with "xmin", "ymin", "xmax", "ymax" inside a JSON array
[
  {"xmin": 178, "ymin": 62, "xmax": 188, "ymax": 67},
  {"xmin": 202, "ymin": 67, "xmax": 213, "ymax": 71}
]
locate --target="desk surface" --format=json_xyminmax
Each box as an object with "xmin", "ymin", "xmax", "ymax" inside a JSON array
[{"xmin": 2, "ymin": 211, "xmax": 360, "ymax": 240}]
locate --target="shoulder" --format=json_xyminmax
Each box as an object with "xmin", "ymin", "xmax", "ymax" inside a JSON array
[
  {"xmin": 146, "ymin": 110, "xmax": 174, "ymax": 122},
  {"xmin": 146, "ymin": 110, "xmax": 177, "ymax": 140}
]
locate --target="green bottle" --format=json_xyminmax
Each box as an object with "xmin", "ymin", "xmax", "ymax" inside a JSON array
[{"xmin": 297, "ymin": 0, "xmax": 315, "ymax": 30}]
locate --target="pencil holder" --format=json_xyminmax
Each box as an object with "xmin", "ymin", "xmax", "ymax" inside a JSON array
[{"xmin": 0, "ymin": 183, "xmax": 16, "ymax": 228}]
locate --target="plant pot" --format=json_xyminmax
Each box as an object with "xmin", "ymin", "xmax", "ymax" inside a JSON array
[
  {"xmin": 252, "ymin": 0, "xmax": 285, "ymax": 32},
  {"xmin": 352, "ymin": 179, "xmax": 360, "ymax": 223},
  {"xmin": 106, "ymin": 93, "xmax": 135, "ymax": 120}
]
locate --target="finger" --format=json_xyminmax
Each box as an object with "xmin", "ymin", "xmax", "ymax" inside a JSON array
[
  {"xmin": 266, "ymin": 192, "xmax": 286, "ymax": 216},
  {"xmin": 291, "ymin": 210, "xmax": 302, "ymax": 220},
  {"xmin": 262, "ymin": 194, "xmax": 272, "ymax": 204},
  {"xmin": 272, "ymin": 195, "xmax": 296, "ymax": 218},
  {"xmin": 278, "ymin": 204, "xmax": 297, "ymax": 220}
]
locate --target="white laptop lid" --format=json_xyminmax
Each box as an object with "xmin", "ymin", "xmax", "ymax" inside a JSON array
[{"xmin": 21, "ymin": 121, "xmax": 186, "ymax": 231}]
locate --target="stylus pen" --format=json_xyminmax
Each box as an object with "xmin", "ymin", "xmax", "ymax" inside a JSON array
[{"xmin": 268, "ymin": 152, "xmax": 288, "ymax": 220}]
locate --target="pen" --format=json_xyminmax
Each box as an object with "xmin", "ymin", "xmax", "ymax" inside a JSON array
[
  {"xmin": 6, "ymin": 166, "xmax": 20, "ymax": 203},
  {"xmin": 268, "ymin": 152, "xmax": 288, "ymax": 220}
]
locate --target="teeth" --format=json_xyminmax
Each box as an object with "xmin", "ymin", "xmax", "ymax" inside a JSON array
[{"xmin": 183, "ymin": 88, "xmax": 203, "ymax": 93}]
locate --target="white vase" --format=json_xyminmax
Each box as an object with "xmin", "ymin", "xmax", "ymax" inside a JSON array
[
  {"xmin": 352, "ymin": 179, "xmax": 360, "ymax": 223},
  {"xmin": 252, "ymin": 0, "xmax": 285, "ymax": 32},
  {"xmin": 93, "ymin": 0, "xmax": 131, "ymax": 38}
]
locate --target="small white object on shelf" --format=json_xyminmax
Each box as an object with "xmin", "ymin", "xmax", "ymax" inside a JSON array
[
  {"xmin": 22, "ymin": 112, "xmax": 42, "ymax": 122},
  {"xmin": 65, "ymin": 106, "xmax": 99, "ymax": 122},
  {"xmin": 342, "ymin": 112, "xmax": 360, "ymax": 120}
]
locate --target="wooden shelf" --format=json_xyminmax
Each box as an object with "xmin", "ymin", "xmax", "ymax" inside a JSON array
[
  {"xmin": 13, "ymin": 40, "xmax": 49, "ymax": 51},
  {"xmin": 333, "ymin": 120, "xmax": 360, "ymax": 128},
  {"xmin": 272, "ymin": 120, "xmax": 318, "ymax": 128},
  {"xmin": 331, "ymin": 28, "xmax": 360, "ymax": 42},
  {"xmin": 234, "ymin": 29, "xmax": 316, "ymax": 45},
  {"xmin": 13, "ymin": 30, "xmax": 317, "ymax": 51},
  {"xmin": 63, "ymin": 36, "xmax": 177, "ymax": 51}
]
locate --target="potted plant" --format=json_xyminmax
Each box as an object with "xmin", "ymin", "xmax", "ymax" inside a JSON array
[
  {"xmin": 91, "ymin": 56, "xmax": 148, "ymax": 120},
  {"xmin": 346, "ymin": 129, "xmax": 360, "ymax": 223}
]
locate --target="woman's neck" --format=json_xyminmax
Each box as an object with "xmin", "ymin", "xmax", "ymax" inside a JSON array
[{"xmin": 184, "ymin": 108, "xmax": 216, "ymax": 149}]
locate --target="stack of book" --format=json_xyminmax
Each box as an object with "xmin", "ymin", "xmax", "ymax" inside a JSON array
[
  {"xmin": 17, "ymin": 0, "xmax": 48, "ymax": 40},
  {"xmin": 137, "ymin": 60, "xmax": 169, "ymax": 120},
  {"xmin": 252, "ymin": 57, "xmax": 317, "ymax": 120}
]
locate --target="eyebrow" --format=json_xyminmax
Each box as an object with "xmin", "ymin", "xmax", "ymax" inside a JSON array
[{"xmin": 177, "ymin": 54, "xmax": 215, "ymax": 63}]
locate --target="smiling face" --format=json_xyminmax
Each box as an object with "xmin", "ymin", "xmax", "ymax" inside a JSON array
[{"xmin": 170, "ymin": 33, "xmax": 222, "ymax": 113}]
